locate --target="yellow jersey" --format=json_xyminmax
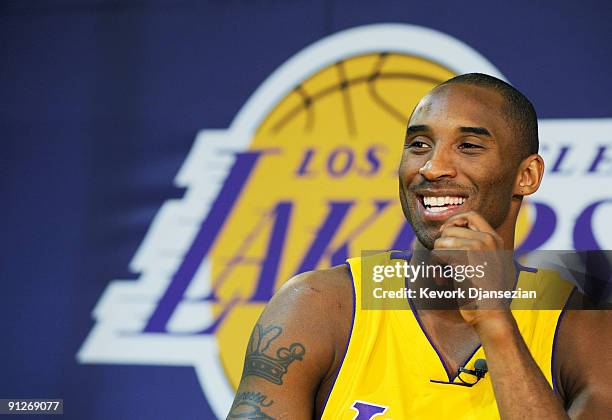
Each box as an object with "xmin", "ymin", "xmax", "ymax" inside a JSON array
[{"xmin": 321, "ymin": 251, "xmax": 574, "ymax": 420}]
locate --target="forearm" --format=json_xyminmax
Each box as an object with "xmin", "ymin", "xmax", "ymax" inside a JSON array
[{"xmin": 475, "ymin": 312, "xmax": 568, "ymax": 420}]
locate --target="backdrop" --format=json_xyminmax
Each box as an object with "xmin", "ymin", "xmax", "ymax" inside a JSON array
[{"xmin": 2, "ymin": 1, "xmax": 612, "ymax": 419}]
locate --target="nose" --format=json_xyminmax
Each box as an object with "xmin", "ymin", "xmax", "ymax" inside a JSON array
[{"xmin": 418, "ymin": 150, "xmax": 457, "ymax": 180}]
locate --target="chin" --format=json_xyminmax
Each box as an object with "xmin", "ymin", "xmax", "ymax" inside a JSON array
[
  {"xmin": 409, "ymin": 223, "xmax": 439, "ymax": 251},
  {"xmin": 416, "ymin": 234, "xmax": 437, "ymax": 251}
]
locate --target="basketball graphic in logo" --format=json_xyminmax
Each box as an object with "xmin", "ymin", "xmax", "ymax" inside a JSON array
[
  {"xmin": 213, "ymin": 52, "xmax": 456, "ymax": 387},
  {"xmin": 213, "ymin": 51, "xmax": 535, "ymax": 388}
]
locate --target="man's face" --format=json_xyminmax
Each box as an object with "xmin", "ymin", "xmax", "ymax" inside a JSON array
[{"xmin": 398, "ymin": 83, "xmax": 519, "ymax": 249}]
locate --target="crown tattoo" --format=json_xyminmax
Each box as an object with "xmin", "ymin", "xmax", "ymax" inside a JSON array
[{"xmin": 243, "ymin": 324, "xmax": 306, "ymax": 385}]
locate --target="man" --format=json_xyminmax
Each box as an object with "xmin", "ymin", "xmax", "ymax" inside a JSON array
[{"xmin": 227, "ymin": 74, "xmax": 611, "ymax": 419}]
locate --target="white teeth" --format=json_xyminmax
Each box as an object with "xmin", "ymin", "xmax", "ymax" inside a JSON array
[{"xmin": 423, "ymin": 196, "xmax": 465, "ymax": 207}]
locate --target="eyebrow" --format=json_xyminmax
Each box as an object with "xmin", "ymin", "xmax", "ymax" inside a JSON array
[
  {"xmin": 405, "ymin": 124, "xmax": 494, "ymax": 140},
  {"xmin": 460, "ymin": 126, "xmax": 492, "ymax": 137},
  {"xmin": 406, "ymin": 124, "xmax": 430, "ymax": 136}
]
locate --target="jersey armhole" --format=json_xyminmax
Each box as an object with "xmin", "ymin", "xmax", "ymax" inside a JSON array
[
  {"xmin": 551, "ymin": 286, "xmax": 577, "ymax": 396},
  {"xmin": 319, "ymin": 262, "xmax": 357, "ymax": 419}
]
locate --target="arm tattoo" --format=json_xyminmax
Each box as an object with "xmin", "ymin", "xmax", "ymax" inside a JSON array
[
  {"xmin": 227, "ymin": 401, "xmax": 275, "ymax": 419},
  {"xmin": 235, "ymin": 391, "xmax": 274, "ymax": 407},
  {"xmin": 242, "ymin": 324, "xmax": 306, "ymax": 385}
]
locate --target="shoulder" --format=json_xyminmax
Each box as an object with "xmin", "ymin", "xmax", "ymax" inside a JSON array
[
  {"xmin": 557, "ymin": 308, "xmax": 612, "ymax": 355},
  {"xmin": 557, "ymin": 307, "xmax": 612, "ymax": 357},
  {"xmin": 285, "ymin": 264, "xmax": 354, "ymax": 304},
  {"xmin": 230, "ymin": 266, "xmax": 355, "ymax": 418},
  {"xmin": 274, "ymin": 264, "xmax": 353, "ymax": 302},
  {"xmin": 257, "ymin": 265, "xmax": 355, "ymax": 374},
  {"xmin": 270, "ymin": 265, "xmax": 354, "ymax": 340}
]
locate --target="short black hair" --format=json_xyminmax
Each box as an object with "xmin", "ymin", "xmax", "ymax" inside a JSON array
[{"xmin": 438, "ymin": 73, "xmax": 539, "ymax": 159}]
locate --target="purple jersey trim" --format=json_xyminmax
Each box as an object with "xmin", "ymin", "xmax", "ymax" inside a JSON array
[
  {"xmin": 319, "ymin": 262, "xmax": 357, "ymax": 419},
  {"xmin": 551, "ymin": 287, "xmax": 576, "ymax": 393},
  {"xmin": 408, "ymin": 296, "xmax": 457, "ymax": 381}
]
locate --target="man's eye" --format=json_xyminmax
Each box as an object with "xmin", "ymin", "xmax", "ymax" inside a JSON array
[
  {"xmin": 459, "ymin": 142, "xmax": 483, "ymax": 149},
  {"xmin": 407, "ymin": 141, "xmax": 431, "ymax": 149}
]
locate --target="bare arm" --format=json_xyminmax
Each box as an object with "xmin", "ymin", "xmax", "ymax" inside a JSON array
[
  {"xmin": 556, "ymin": 309, "xmax": 612, "ymax": 419},
  {"xmin": 473, "ymin": 308, "xmax": 612, "ymax": 420},
  {"xmin": 436, "ymin": 211, "xmax": 591, "ymax": 419},
  {"xmin": 473, "ymin": 313, "xmax": 569, "ymax": 419},
  {"xmin": 227, "ymin": 266, "xmax": 352, "ymax": 419}
]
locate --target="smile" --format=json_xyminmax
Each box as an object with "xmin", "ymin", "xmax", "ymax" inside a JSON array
[
  {"xmin": 416, "ymin": 194, "xmax": 468, "ymax": 220},
  {"xmin": 422, "ymin": 195, "xmax": 465, "ymax": 213}
]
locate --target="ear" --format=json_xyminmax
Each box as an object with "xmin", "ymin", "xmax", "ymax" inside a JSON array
[{"xmin": 514, "ymin": 154, "xmax": 544, "ymax": 197}]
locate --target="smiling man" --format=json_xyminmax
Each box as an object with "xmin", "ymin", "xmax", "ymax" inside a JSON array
[{"xmin": 227, "ymin": 73, "xmax": 611, "ymax": 419}]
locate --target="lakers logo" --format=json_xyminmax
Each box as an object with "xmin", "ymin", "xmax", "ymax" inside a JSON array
[
  {"xmin": 215, "ymin": 51, "xmax": 461, "ymax": 388},
  {"xmin": 78, "ymin": 23, "xmax": 539, "ymax": 418}
]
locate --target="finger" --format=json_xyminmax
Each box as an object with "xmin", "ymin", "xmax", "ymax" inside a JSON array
[
  {"xmin": 441, "ymin": 211, "xmax": 495, "ymax": 233},
  {"xmin": 440, "ymin": 227, "xmax": 501, "ymax": 249},
  {"xmin": 441, "ymin": 211, "xmax": 488, "ymax": 231},
  {"xmin": 439, "ymin": 226, "xmax": 484, "ymax": 240},
  {"xmin": 434, "ymin": 236, "xmax": 481, "ymax": 250},
  {"xmin": 441, "ymin": 215, "xmax": 470, "ymax": 230}
]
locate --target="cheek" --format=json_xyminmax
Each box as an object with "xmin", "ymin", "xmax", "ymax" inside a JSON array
[
  {"xmin": 398, "ymin": 155, "xmax": 422, "ymax": 184},
  {"xmin": 477, "ymin": 175, "xmax": 515, "ymax": 225}
]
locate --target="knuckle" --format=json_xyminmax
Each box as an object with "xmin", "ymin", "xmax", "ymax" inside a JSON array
[
  {"xmin": 483, "ymin": 234, "xmax": 495, "ymax": 245},
  {"xmin": 469, "ymin": 241, "xmax": 482, "ymax": 250},
  {"xmin": 435, "ymin": 237, "xmax": 451, "ymax": 248}
]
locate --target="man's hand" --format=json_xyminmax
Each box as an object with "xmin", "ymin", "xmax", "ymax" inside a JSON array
[
  {"xmin": 430, "ymin": 211, "xmax": 571, "ymax": 419},
  {"xmin": 437, "ymin": 211, "xmax": 504, "ymax": 252},
  {"xmin": 433, "ymin": 211, "xmax": 514, "ymax": 328}
]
